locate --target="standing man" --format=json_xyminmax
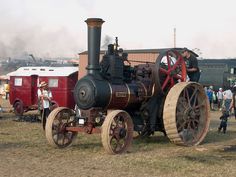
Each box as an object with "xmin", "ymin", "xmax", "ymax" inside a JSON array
[
  {"xmin": 38, "ymin": 81, "xmax": 52, "ymax": 130},
  {"xmin": 217, "ymin": 88, "xmax": 223, "ymax": 111},
  {"xmin": 223, "ymin": 87, "xmax": 232, "ymax": 115},
  {"xmin": 4, "ymin": 83, "xmax": 10, "ymax": 100},
  {"xmin": 207, "ymin": 86, "xmax": 214, "ymax": 110},
  {"xmin": 181, "ymin": 48, "xmax": 200, "ymax": 82}
]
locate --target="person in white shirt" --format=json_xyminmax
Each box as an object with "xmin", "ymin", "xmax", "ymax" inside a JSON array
[
  {"xmin": 217, "ymin": 88, "xmax": 223, "ymax": 111},
  {"xmin": 223, "ymin": 88, "xmax": 232, "ymax": 114},
  {"xmin": 38, "ymin": 81, "xmax": 52, "ymax": 130}
]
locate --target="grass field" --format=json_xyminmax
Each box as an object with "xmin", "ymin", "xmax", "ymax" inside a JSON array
[{"xmin": 1, "ymin": 98, "xmax": 236, "ymax": 177}]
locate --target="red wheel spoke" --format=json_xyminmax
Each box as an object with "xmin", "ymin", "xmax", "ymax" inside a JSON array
[
  {"xmin": 172, "ymin": 54, "xmax": 181, "ymax": 70},
  {"xmin": 161, "ymin": 75, "xmax": 170, "ymax": 90},
  {"xmin": 171, "ymin": 60, "xmax": 179, "ymax": 71},
  {"xmin": 159, "ymin": 68, "xmax": 168, "ymax": 74}
]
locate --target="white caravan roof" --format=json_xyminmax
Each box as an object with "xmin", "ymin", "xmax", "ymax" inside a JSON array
[{"xmin": 7, "ymin": 66, "xmax": 78, "ymax": 77}]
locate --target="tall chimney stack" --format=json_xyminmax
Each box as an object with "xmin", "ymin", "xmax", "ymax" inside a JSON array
[{"xmin": 85, "ymin": 18, "xmax": 105, "ymax": 75}]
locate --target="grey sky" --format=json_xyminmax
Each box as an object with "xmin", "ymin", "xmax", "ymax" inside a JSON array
[{"xmin": 0, "ymin": 0, "xmax": 235, "ymax": 58}]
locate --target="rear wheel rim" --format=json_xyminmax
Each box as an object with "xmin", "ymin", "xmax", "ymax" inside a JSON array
[{"xmin": 163, "ymin": 82, "xmax": 210, "ymax": 146}]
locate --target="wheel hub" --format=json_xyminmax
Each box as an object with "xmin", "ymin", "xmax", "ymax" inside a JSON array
[
  {"xmin": 114, "ymin": 127, "xmax": 127, "ymax": 139},
  {"xmin": 119, "ymin": 128, "xmax": 127, "ymax": 138},
  {"xmin": 184, "ymin": 107, "xmax": 196, "ymax": 120}
]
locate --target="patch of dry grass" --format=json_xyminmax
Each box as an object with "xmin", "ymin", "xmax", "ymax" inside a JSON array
[{"xmin": 1, "ymin": 111, "xmax": 236, "ymax": 177}]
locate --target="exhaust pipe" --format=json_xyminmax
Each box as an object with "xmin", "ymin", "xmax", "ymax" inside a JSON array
[{"xmin": 85, "ymin": 18, "xmax": 104, "ymax": 75}]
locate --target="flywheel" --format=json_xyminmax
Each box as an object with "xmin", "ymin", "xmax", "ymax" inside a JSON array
[
  {"xmin": 163, "ymin": 82, "xmax": 210, "ymax": 146},
  {"xmin": 154, "ymin": 49, "xmax": 187, "ymax": 95}
]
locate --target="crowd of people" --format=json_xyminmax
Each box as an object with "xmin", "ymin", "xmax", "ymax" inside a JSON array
[
  {"xmin": 205, "ymin": 86, "xmax": 236, "ymax": 112},
  {"xmin": 205, "ymin": 85, "xmax": 236, "ymax": 133}
]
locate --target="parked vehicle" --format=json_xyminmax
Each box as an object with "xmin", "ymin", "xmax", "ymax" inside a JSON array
[{"xmin": 7, "ymin": 66, "xmax": 78, "ymax": 116}]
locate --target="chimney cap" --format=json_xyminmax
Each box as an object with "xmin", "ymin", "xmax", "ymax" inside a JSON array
[{"xmin": 85, "ymin": 18, "xmax": 105, "ymax": 27}]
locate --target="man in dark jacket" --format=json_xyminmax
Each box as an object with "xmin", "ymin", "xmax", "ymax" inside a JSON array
[{"xmin": 181, "ymin": 48, "xmax": 200, "ymax": 82}]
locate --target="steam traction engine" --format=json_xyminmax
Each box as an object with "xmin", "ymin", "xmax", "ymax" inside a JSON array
[{"xmin": 45, "ymin": 18, "xmax": 210, "ymax": 154}]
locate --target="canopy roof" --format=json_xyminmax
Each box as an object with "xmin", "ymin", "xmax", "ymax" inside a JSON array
[{"xmin": 7, "ymin": 66, "xmax": 78, "ymax": 77}]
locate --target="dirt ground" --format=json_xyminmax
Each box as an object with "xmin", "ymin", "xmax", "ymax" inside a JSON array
[{"xmin": 1, "ymin": 97, "xmax": 236, "ymax": 177}]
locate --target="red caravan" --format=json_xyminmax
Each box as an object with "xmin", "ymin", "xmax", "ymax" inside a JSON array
[{"xmin": 8, "ymin": 66, "xmax": 78, "ymax": 115}]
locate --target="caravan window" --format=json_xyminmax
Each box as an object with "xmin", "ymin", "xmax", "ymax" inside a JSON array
[
  {"xmin": 49, "ymin": 78, "xmax": 58, "ymax": 87},
  {"xmin": 14, "ymin": 78, "xmax": 22, "ymax": 86}
]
